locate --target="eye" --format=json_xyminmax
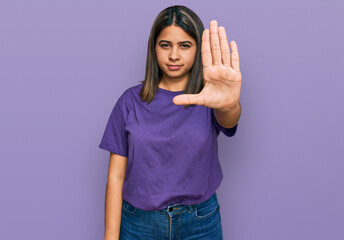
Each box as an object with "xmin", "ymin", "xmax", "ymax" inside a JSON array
[
  {"xmin": 181, "ymin": 44, "xmax": 190, "ymax": 48},
  {"xmin": 161, "ymin": 44, "xmax": 169, "ymax": 48}
]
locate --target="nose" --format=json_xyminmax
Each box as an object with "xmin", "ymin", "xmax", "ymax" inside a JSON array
[{"xmin": 168, "ymin": 46, "xmax": 180, "ymax": 61}]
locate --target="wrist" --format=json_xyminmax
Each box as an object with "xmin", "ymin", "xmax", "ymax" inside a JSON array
[{"xmin": 216, "ymin": 101, "xmax": 240, "ymax": 113}]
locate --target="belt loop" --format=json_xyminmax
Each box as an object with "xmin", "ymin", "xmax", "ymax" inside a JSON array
[{"xmin": 188, "ymin": 204, "xmax": 195, "ymax": 213}]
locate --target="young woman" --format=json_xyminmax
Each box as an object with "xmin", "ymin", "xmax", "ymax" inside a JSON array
[{"xmin": 99, "ymin": 5, "xmax": 242, "ymax": 240}]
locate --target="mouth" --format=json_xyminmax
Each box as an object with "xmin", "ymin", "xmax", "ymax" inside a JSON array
[{"xmin": 167, "ymin": 65, "xmax": 183, "ymax": 71}]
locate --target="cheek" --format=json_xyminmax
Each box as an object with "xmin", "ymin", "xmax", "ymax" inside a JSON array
[
  {"xmin": 155, "ymin": 50, "xmax": 164, "ymax": 65},
  {"xmin": 156, "ymin": 48, "xmax": 167, "ymax": 59},
  {"xmin": 185, "ymin": 53, "xmax": 196, "ymax": 65}
]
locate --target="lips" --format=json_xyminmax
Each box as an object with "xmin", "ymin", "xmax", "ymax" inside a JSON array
[{"xmin": 167, "ymin": 65, "xmax": 183, "ymax": 71}]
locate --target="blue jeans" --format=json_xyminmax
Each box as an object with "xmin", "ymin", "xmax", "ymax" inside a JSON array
[{"xmin": 120, "ymin": 192, "xmax": 223, "ymax": 240}]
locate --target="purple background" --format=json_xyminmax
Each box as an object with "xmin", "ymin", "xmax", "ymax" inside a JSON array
[{"xmin": 1, "ymin": 0, "xmax": 343, "ymax": 239}]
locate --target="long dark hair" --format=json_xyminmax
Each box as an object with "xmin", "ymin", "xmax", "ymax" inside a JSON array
[{"xmin": 139, "ymin": 5, "xmax": 205, "ymax": 109}]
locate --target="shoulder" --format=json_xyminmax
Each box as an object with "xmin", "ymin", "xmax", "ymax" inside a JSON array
[
  {"xmin": 118, "ymin": 82, "xmax": 142, "ymax": 100},
  {"xmin": 115, "ymin": 82, "xmax": 143, "ymax": 111},
  {"xmin": 122, "ymin": 82, "xmax": 142, "ymax": 97}
]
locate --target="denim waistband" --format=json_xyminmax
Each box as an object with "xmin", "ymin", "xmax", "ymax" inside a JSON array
[{"xmin": 157, "ymin": 192, "xmax": 218, "ymax": 217}]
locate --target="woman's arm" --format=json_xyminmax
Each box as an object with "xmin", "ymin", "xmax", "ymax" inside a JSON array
[
  {"xmin": 104, "ymin": 153, "xmax": 128, "ymax": 240},
  {"xmin": 214, "ymin": 101, "xmax": 241, "ymax": 128}
]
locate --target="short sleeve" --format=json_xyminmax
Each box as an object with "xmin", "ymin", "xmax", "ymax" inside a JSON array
[
  {"xmin": 211, "ymin": 108, "xmax": 238, "ymax": 137},
  {"xmin": 99, "ymin": 101, "xmax": 128, "ymax": 157}
]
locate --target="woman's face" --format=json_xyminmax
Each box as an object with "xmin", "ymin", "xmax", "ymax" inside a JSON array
[{"xmin": 155, "ymin": 25, "xmax": 197, "ymax": 83}]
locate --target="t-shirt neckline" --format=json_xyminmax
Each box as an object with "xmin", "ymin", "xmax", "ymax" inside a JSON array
[{"xmin": 157, "ymin": 87, "xmax": 185, "ymax": 95}]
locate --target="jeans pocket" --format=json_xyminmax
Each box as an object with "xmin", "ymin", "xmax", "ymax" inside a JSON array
[
  {"xmin": 122, "ymin": 200, "xmax": 137, "ymax": 215},
  {"xmin": 194, "ymin": 197, "xmax": 219, "ymax": 219}
]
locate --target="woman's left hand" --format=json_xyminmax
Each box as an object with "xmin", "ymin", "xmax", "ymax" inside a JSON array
[{"xmin": 173, "ymin": 20, "xmax": 242, "ymax": 112}]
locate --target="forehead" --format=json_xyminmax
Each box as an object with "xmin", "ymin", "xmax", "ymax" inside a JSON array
[{"xmin": 157, "ymin": 25, "xmax": 195, "ymax": 42}]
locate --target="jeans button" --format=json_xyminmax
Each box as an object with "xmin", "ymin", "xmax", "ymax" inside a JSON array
[{"xmin": 168, "ymin": 207, "xmax": 173, "ymax": 212}]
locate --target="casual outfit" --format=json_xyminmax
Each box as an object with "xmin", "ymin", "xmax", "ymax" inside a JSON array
[{"xmin": 99, "ymin": 83, "xmax": 238, "ymax": 239}]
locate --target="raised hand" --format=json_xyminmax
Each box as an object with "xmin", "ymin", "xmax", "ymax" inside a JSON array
[{"xmin": 173, "ymin": 20, "xmax": 242, "ymax": 112}]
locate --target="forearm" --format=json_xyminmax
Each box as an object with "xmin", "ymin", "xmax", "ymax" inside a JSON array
[
  {"xmin": 214, "ymin": 101, "xmax": 241, "ymax": 128},
  {"xmin": 104, "ymin": 177, "xmax": 124, "ymax": 240}
]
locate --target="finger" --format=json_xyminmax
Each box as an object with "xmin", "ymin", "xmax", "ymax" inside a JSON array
[
  {"xmin": 218, "ymin": 26, "xmax": 231, "ymax": 67},
  {"xmin": 201, "ymin": 29, "xmax": 212, "ymax": 68},
  {"xmin": 230, "ymin": 40, "xmax": 240, "ymax": 71},
  {"xmin": 209, "ymin": 20, "xmax": 222, "ymax": 65},
  {"xmin": 172, "ymin": 94, "xmax": 205, "ymax": 106}
]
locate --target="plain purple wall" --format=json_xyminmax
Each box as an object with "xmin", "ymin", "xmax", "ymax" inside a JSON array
[{"xmin": 1, "ymin": 0, "xmax": 343, "ymax": 239}]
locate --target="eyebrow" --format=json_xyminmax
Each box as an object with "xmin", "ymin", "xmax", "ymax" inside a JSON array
[{"xmin": 158, "ymin": 40, "xmax": 193, "ymax": 45}]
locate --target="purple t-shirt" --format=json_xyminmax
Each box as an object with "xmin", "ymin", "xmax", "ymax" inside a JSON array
[{"xmin": 99, "ymin": 83, "xmax": 238, "ymax": 211}]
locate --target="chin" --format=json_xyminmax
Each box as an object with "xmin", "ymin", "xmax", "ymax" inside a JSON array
[{"xmin": 166, "ymin": 73, "xmax": 186, "ymax": 79}]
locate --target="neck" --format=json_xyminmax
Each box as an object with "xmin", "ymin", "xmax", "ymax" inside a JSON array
[{"xmin": 159, "ymin": 74, "xmax": 189, "ymax": 91}]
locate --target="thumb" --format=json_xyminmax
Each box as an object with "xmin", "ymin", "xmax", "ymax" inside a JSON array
[{"xmin": 173, "ymin": 93, "xmax": 205, "ymax": 106}]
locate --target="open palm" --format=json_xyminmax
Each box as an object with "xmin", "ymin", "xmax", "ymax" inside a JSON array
[{"xmin": 173, "ymin": 20, "xmax": 242, "ymax": 112}]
